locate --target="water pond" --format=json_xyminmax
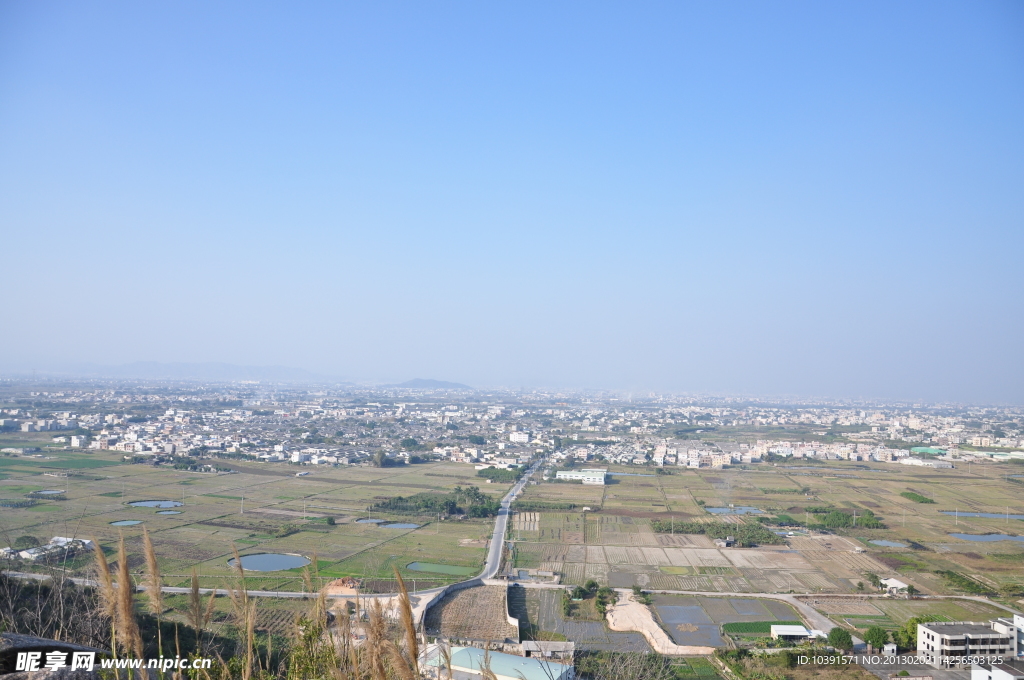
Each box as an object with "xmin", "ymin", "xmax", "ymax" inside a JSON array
[
  {"xmin": 869, "ymin": 540, "xmax": 908, "ymax": 548},
  {"xmin": 949, "ymin": 533, "xmax": 1024, "ymax": 543},
  {"xmin": 157, "ymin": 510, "xmax": 182, "ymax": 515},
  {"xmin": 356, "ymin": 518, "xmax": 386, "ymax": 523},
  {"xmin": 129, "ymin": 500, "xmax": 183, "ymax": 508},
  {"xmin": 36, "ymin": 490, "xmax": 65, "ymax": 495},
  {"xmin": 110, "ymin": 520, "xmax": 143, "ymax": 526},
  {"xmin": 940, "ymin": 511, "xmax": 1024, "ymax": 520},
  {"xmin": 653, "ymin": 605, "xmax": 723, "ymax": 647},
  {"xmin": 382, "ymin": 523, "xmax": 420, "ymax": 529},
  {"xmin": 706, "ymin": 506, "xmax": 762, "ymax": 515},
  {"xmin": 228, "ymin": 553, "xmax": 311, "ymax": 571},
  {"xmin": 406, "ymin": 562, "xmax": 477, "ymax": 576}
]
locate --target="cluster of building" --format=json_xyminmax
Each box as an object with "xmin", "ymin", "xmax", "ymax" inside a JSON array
[
  {"xmin": 1, "ymin": 384, "xmax": 1021, "ymax": 479},
  {"xmin": 1, "ymin": 537, "xmax": 94, "ymax": 562}
]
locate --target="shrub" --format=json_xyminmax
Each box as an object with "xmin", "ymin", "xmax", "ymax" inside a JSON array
[
  {"xmin": 864, "ymin": 625, "xmax": 889, "ymax": 649},
  {"xmin": 828, "ymin": 627, "xmax": 853, "ymax": 650}
]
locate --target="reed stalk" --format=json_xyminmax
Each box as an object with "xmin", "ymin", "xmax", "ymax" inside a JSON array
[
  {"xmin": 392, "ymin": 566, "xmax": 419, "ymax": 677},
  {"xmin": 116, "ymin": 532, "xmax": 144, "ymax": 673},
  {"xmin": 142, "ymin": 527, "xmax": 164, "ymax": 659}
]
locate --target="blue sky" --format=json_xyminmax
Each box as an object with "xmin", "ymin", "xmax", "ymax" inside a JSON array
[{"xmin": 1, "ymin": 2, "xmax": 1022, "ymax": 401}]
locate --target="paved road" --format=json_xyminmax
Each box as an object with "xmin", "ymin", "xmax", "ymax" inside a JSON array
[{"xmin": 479, "ymin": 459, "xmax": 541, "ymax": 579}]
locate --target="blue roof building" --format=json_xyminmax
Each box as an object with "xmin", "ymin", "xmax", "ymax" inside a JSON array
[{"xmin": 425, "ymin": 646, "xmax": 574, "ymax": 680}]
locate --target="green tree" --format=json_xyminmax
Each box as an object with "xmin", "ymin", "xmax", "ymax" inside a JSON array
[
  {"xmin": 467, "ymin": 435, "xmax": 485, "ymax": 446},
  {"xmin": 13, "ymin": 535, "xmax": 40, "ymax": 550},
  {"xmin": 400, "ymin": 438, "xmax": 418, "ymax": 449},
  {"xmin": 856, "ymin": 581, "xmax": 865, "ymax": 592},
  {"xmin": 865, "ymin": 572, "xmax": 881, "ymax": 589},
  {"xmin": 905, "ymin": 585, "xmax": 918, "ymax": 597},
  {"xmin": 892, "ymin": 616, "xmax": 938, "ymax": 649},
  {"xmin": 828, "ymin": 627, "xmax": 853, "ymax": 651},
  {"xmin": 864, "ymin": 626, "xmax": 889, "ymax": 650}
]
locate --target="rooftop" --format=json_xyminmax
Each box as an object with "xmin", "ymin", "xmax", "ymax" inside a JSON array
[
  {"xmin": 427, "ymin": 646, "xmax": 572, "ymax": 680},
  {"xmin": 918, "ymin": 621, "xmax": 1002, "ymax": 637}
]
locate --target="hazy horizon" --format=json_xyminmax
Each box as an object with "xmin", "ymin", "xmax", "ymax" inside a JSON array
[{"xmin": 2, "ymin": 2, "xmax": 1022, "ymax": 404}]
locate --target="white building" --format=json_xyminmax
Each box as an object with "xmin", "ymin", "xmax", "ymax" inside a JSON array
[
  {"xmin": 918, "ymin": 621, "xmax": 1017, "ymax": 669},
  {"xmin": 555, "ymin": 468, "xmax": 607, "ymax": 485},
  {"xmin": 880, "ymin": 577, "xmax": 909, "ymax": 594},
  {"xmin": 971, "ymin": 661, "xmax": 1024, "ymax": 680}
]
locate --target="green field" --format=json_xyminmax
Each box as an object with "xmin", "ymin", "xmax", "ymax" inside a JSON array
[
  {"xmin": 721, "ymin": 620, "xmax": 802, "ymax": 634},
  {"xmin": 0, "ymin": 453, "xmax": 512, "ymax": 594}
]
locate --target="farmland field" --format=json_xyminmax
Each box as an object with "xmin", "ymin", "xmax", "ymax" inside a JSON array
[
  {"xmin": 0, "ymin": 452, "xmax": 511, "ymax": 594},
  {"xmin": 510, "ymin": 460, "xmax": 1024, "ymax": 607}
]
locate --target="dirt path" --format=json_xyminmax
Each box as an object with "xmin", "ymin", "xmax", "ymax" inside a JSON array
[{"xmin": 605, "ymin": 589, "xmax": 715, "ymax": 655}]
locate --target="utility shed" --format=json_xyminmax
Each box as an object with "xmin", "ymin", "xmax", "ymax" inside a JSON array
[{"xmin": 770, "ymin": 625, "xmax": 810, "ymax": 640}]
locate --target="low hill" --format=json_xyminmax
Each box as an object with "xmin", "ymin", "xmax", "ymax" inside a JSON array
[{"xmin": 389, "ymin": 378, "xmax": 473, "ymax": 390}]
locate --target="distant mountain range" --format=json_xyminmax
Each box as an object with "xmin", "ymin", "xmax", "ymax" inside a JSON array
[
  {"xmin": 10, "ymin": 361, "xmax": 337, "ymax": 384},
  {"xmin": 387, "ymin": 378, "xmax": 473, "ymax": 390}
]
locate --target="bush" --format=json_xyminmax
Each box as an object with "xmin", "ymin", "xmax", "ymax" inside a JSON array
[
  {"xmin": 828, "ymin": 627, "xmax": 853, "ymax": 650},
  {"xmin": 767, "ymin": 650, "xmax": 797, "ymax": 668},
  {"xmin": 649, "ymin": 520, "xmax": 785, "ymax": 547},
  {"xmin": 476, "ymin": 467, "xmax": 523, "ymax": 483},
  {"xmin": 900, "ymin": 492, "xmax": 935, "ymax": 504},
  {"xmin": 369, "ymin": 485, "xmax": 500, "ymax": 516},
  {"xmin": 13, "ymin": 536, "xmax": 40, "ymax": 550},
  {"xmin": 594, "ymin": 587, "xmax": 616, "ymax": 614},
  {"xmin": 935, "ymin": 570, "xmax": 994, "ymax": 596},
  {"xmin": 864, "ymin": 625, "xmax": 889, "ymax": 649}
]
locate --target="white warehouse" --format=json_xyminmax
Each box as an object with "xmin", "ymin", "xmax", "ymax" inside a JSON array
[{"xmin": 555, "ymin": 468, "xmax": 607, "ymax": 485}]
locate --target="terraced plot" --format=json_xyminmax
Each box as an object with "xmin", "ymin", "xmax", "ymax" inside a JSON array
[{"xmin": 424, "ymin": 586, "xmax": 518, "ymax": 643}]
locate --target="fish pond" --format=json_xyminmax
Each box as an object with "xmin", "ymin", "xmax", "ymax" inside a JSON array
[
  {"xmin": 651, "ymin": 596, "xmax": 798, "ymax": 648},
  {"xmin": 949, "ymin": 533, "xmax": 1024, "ymax": 543},
  {"xmin": 706, "ymin": 506, "xmax": 762, "ymax": 515},
  {"xmin": 157, "ymin": 510, "xmax": 181, "ymax": 515},
  {"xmin": 128, "ymin": 500, "xmax": 183, "ymax": 509},
  {"xmin": 382, "ymin": 523, "xmax": 420, "ymax": 529},
  {"xmin": 110, "ymin": 520, "xmax": 143, "ymax": 526},
  {"xmin": 869, "ymin": 540, "xmax": 908, "ymax": 548},
  {"xmin": 228, "ymin": 553, "xmax": 311, "ymax": 571}
]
